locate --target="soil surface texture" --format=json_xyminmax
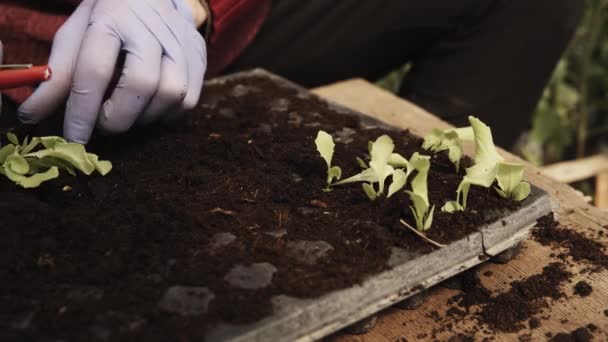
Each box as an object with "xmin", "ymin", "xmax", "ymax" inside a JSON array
[{"xmin": 1, "ymin": 74, "xmax": 523, "ymax": 341}]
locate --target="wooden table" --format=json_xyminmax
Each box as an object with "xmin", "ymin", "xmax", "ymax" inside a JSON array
[{"xmin": 310, "ymin": 79, "xmax": 608, "ymax": 341}]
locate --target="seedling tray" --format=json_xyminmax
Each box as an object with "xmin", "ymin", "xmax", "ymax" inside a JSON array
[
  {"xmin": 202, "ymin": 70, "xmax": 551, "ymax": 341},
  {"xmin": 0, "ymin": 69, "xmax": 551, "ymax": 342}
]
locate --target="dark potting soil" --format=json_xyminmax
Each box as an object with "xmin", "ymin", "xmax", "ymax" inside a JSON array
[
  {"xmin": 532, "ymin": 213, "xmax": 608, "ymax": 272},
  {"xmin": 0, "ymin": 74, "xmax": 522, "ymax": 341},
  {"xmin": 573, "ymin": 281, "xmax": 593, "ymax": 297},
  {"xmin": 440, "ymin": 260, "xmax": 572, "ymax": 335}
]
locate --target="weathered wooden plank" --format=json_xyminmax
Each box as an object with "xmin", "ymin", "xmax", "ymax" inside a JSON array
[{"xmin": 541, "ymin": 154, "xmax": 608, "ymax": 184}]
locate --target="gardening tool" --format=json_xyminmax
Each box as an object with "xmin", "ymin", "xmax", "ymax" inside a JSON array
[{"xmin": 0, "ymin": 64, "xmax": 52, "ymax": 90}]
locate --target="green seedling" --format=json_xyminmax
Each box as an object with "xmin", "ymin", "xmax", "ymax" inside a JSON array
[
  {"xmin": 495, "ymin": 162, "xmax": 531, "ymax": 201},
  {"xmin": 356, "ymin": 141, "xmax": 409, "ymax": 169},
  {"xmin": 335, "ymin": 135, "xmax": 398, "ymax": 200},
  {"xmin": 315, "ymin": 131, "xmax": 342, "ymax": 190},
  {"xmin": 0, "ymin": 133, "xmax": 112, "ymax": 189},
  {"xmin": 442, "ymin": 116, "xmax": 530, "ymax": 212},
  {"xmin": 404, "ymin": 153, "xmax": 435, "ymax": 231},
  {"xmin": 335, "ymin": 135, "xmax": 394, "ymax": 200},
  {"xmin": 332, "ymin": 135, "xmax": 424, "ymax": 200},
  {"xmin": 423, "ymin": 126, "xmax": 474, "ymax": 172}
]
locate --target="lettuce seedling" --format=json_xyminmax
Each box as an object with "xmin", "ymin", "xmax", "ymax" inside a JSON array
[
  {"xmin": 405, "ymin": 153, "xmax": 435, "ymax": 231},
  {"xmin": 495, "ymin": 162, "xmax": 531, "ymax": 201},
  {"xmin": 0, "ymin": 134, "xmax": 112, "ymax": 188},
  {"xmin": 334, "ymin": 135, "xmax": 396, "ymax": 200},
  {"xmin": 423, "ymin": 126, "xmax": 474, "ymax": 172},
  {"xmin": 442, "ymin": 116, "xmax": 530, "ymax": 212},
  {"xmin": 442, "ymin": 117, "xmax": 502, "ymax": 212},
  {"xmin": 335, "ymin": 135, "xmax": 424, "ymax": 200},
  {"xmin": 355, "ymin": 142, "xmax": 409, "ymax": 170},
  {"xmin": 315, "ymin": 131, "xmax": 342, "ymax": 190}
]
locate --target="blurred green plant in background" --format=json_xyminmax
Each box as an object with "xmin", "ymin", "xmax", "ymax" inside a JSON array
[
  {"xmin": 376, "ymin": 0, "xmax": 608, "ymax": 167},
  {"xmin": 523, "ymin": 0, "xmax": 608, "ymax": 165}
]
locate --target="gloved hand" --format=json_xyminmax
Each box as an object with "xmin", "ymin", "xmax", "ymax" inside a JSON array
[{"xmin": 18, "ymin": 0, "xmax": 207, "ymax": 143}]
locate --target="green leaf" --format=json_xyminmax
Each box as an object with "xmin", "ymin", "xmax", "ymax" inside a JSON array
[
  {"xmin": 327, "ymin": 165, "xmax": 342, "ymax": 184},
  {"xmin": 469, "ymin": 116, "xmax": 503, "ymax": 166},
  {"xmin": 404, "ymin": 153, "xmax": 433, "ymax": 231},
  {"xmin": 495, "ymin": 187, "xmax": 508, "ymax": 199},
  {"xmin": 17, "ymin": 167, "xmax": 60, "ymax": 189},
  {"xmin": 0, "ymin": 144, "xmax": 16, "ymax": 164},
  {"xmin": 28, "ymin": 157, "xmax": 77, "ymax": 176},
  {"xmin": 86, "ymin": 153, "xmax": 113, "ymax": 175},
  {"xmin": 463, "ymin": 163, "xmax": 498, "ymax": 188},
  {"xmin": 447, "ymin": 143, "xmax": 463, "ymax": 173},
  {"xmin": 356, "ymin": 157, "xmax": 368, "ymax": 169},
  {"xmin": 7, "ymin": 133, "xmax": 19, "ymax": 145},
  {"xmin": 441, "ymin": 201, "xmax": 463, "ymax": 213},
  {"xmin": 387, "ymin": 169, "xmax": 407, "ymax": 198},
  {"xmin": 511, "ymin": 182, "xmax": 531, "ymax": 201},
  {"xmin": 452, "ymin": 126, "xmax": 474, "ymax": 141},
  {"xmin": 369, "ymin": 135, "xmax": 395, "ymax": 195},
  {"xmin": 422, "ymin": 128, "xmax": 467, "ymax": 172},
  {"xmin": 408, "ymin": 154, "xmax": 430, "ymax": 205},
  {"xmin": 20, "ymin": 137, "xmax": 41, "ymax": 154},
  {"xmin": 423, "ymin": 205, "xmax": 436, "ymax": 231},
  {"xmin": 457, "ymin": 181, "xmax": 472, "ymax": 209},
  {"xmin": 362, "ymin": 183, "xmax": 377, "ymax": 200},
  {"xmin": 25, "ymin": 143, "xmax": 96, "ymax": 175},
  {"xmin": 422, "ymin": 128, "xmax": 447, "ymax": 151},
  {"xmin": 37, "ymin": 136, "xmax": 68, "ymax": 149},
  {"xmin": 442, "ymin": 203, "xmax": 458, "ymax": 213},
  {"xmin": 494, "ymin": 162, "xmax": 530, "ymax": 201},
  {"xmin": 1, "ymin": 135, "xmax": 111, "ymax": 189},
  {"xmin": 334, "ymin": 167, "xmax": 377, "ymax": 185},
  {"xmin": 407, "ymin": 191, "xmax": 428, "ymax": 229},
  {"xmin": 448, "ymin": 116, "xmax": 504, "ymax": 209},
  {"xmin": 388, "ymin": 153, "xmax": 409, "ymax": 168},
  {"xmin": 315, "ymin": 131, "xmax": 335, "ymax": 170},
  {"xmin": 6, "ymin": 154, "xmax": 30, "ymax": 175},
  {"xmin": 315, "ymin": 131, "xmax": 342, "ymax": 186},
  {"xmin": 496, "ymin": 162, "xmax": 524, "ymax": 193}
]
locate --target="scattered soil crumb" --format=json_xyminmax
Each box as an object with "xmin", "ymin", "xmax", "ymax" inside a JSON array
[
  {"xmin": 447, "ymin": 334, "xmax": 475, "ymax": 342},
  {"xmin": 586, "ymin": 323, "xmax": 598, "ymax": 332},
  {"xmin": 549, "ymin": 327, "xmax": 593, "ymax": 342},
  {"xmin": 529, "ymin": 317, "xmax": 541, "ymax": 329},
  {"xmin": 573, "ymin": 281, "xmax": 593, "ymax": 297},
  {"xmin": 532, "ymin": 213, "xmax": 608, "ymax": 272},
  {"xmin": 444, "ymin": 262, "xmax": 572, "ymax": 333},
  {"xmin": 483, "ymin": 270, "xmax": 493, "ymax": 277},
  {"xmin": 518, "ymin": 333, "xmax": 533, "ymax": 342}
]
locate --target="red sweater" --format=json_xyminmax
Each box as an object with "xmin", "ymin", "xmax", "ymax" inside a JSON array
[{"xmin": 0, "ymin": 0, "xmax": 271, "ymax": 102}]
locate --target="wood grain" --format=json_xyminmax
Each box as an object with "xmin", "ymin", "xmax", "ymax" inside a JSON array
[
  {"xmin": 541, "ymin": 154, "xmax": 608, "ymax": 184},
  {"xmin": 312, "ymin": 79, "xmax": 608, "ymax": 341}
]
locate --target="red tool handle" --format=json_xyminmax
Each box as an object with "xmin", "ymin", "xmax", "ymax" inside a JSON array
[{"xmin": 0, "ymin": 65, "xmax": 52, "ymax": 90}]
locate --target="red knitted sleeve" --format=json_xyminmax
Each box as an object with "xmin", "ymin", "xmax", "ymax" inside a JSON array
[
  {"xmin": 0, "ymin": 1, "xmax": 74, "ymax": 102},
  {"xmin": 206, "ymin": 0, "xmax": 271, "ymax": 77},
  {"xmin": 0, "ymin": 0, "xmax": 271, "ymax": 103}
]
